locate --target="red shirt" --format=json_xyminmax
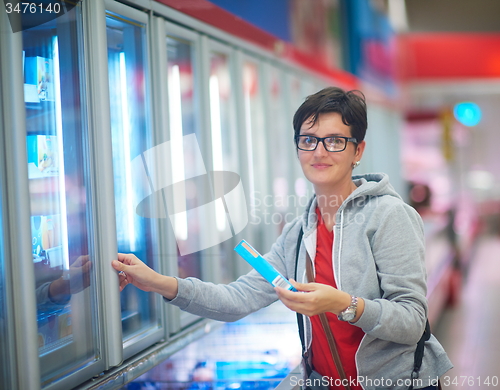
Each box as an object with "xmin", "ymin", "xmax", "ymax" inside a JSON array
[{"xmin": 310, "ymin": 207, "xmax": 364, "ymax": 389}]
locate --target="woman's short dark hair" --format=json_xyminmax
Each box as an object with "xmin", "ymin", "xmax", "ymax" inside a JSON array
[{"xmin": 293, "ymin": 87, "xmax": 367, "ymax": 143}]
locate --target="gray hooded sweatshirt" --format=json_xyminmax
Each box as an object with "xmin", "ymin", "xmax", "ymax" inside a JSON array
[{"xmin": 169, "ymin": 172, "xmax": 453, "ymax": 389}]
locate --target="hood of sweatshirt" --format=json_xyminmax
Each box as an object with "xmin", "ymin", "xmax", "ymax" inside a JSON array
[{"xmin": 301, "ymin": 172, "xmax": 402, "ymax": 235}]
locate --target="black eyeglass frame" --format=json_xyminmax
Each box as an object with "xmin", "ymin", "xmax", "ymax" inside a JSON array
[{"xmin": 295, "ymin": 135, "xmax": 358, "ymax": 152}]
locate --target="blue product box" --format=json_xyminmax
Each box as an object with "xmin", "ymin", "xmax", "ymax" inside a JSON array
[{"xmin": 234, "ymin": 240, "xmax": 297, "ymax": 291}]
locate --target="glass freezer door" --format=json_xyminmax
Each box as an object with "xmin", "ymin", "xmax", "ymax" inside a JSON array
[
  {"xmin": 266, "ymin": 66, "xmax": 291, "ymax": 237},
  {"xmin": 0, "ymin": 196, "xmax": 8, "ymax": 389},
  {"xmin": 287, "ymin": 75, "xmax": 309, "ymax": 214},
  {"xmin": 166, "ymin": 34, "xmax": 204, "ymax": 280},
  {"xmin": 242, "ymin": 59, "xmax": 273, "ymax": 253},
  {"xmin": 165, "ymin": 27, "xmax": 220, "ymax": 328},
  {"xmin": 23, "ymin": 6, "xmax": 101, "ymax": 387},
  {"xmin": 208, "ymin": 47, "xmax": 240, "ymax": 284},
  {"xmin": 106, "ymin": 9, "xmax": 161, "ymax": 345}
]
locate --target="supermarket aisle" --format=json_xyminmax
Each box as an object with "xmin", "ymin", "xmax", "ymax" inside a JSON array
[{"xmin": 434, "ymin": 235, "xmax": 500, "ymax": 389}]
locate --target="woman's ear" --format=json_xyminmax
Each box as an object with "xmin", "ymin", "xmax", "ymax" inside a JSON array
[{"xmin": 355, "ymin": 140, "xmax": 366, "ymax": 162}]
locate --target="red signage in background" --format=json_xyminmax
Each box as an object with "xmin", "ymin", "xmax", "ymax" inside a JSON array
[{"xmin": 397, "ymin": 33, "xmax": 500, "ymax": 80}]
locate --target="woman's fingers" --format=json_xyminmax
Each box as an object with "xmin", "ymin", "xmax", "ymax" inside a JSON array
[
  {"xmin": 116, "ymin": 253, "xmax": 140, "ymax": 266},
  {"xmin": 112, "ymin": 254, "xmax": 140, "ymax": 273},
  {"xmin": 116, "ymin": 270, "xmax": 130, "ymax": 291},
  {"xmin": 275, "ymin": 282, "xmax": 343, "ymax": 316},
  {"xmin": 289, "ymin": 279, "xmax": 316, "ymax": 292},
  {"xmin": 275, "ymin": 285, "xmax": 310, "ymax": 314},
  {"xmin": 112, "ymin": 260, "xmax": 126, "ymax": 272},
  {"xmin": 112, "ymin": 256, "xmax": 135, "ymax": 291}
]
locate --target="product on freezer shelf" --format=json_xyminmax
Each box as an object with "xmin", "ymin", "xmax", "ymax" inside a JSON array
[
  {"xmin": 37, "ymin": 308, "xmax": 72, "ymax": 352},
  {"xmin": 37, "ymin": 312, "xmax": 59, "ymax": 349},
  {"xmin": 30, "ymin": 214, "xmax": 62, "ymax": 257},
  {"xmin": 24, "ymin": 56, "xmax": 55, "ymax": 102},
  {"xmin": 27, "ymin": 135, "xmax": 59, "ymax": 178}
]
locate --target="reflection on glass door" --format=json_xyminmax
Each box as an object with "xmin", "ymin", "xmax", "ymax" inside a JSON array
[
  {"xmin": 23, "ymin": 5, "xmax": 100, "ymax": 386},
  {"xmin": 106, "ymin": 10, "xmax": 160, "ymax": 342}
]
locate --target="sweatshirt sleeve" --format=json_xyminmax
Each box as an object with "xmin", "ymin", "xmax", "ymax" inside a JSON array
[
  {"xmin": 354, "ymin": 202, "xmax": 428, "ymax": 345},
  {"xmin": 166, "ymin": 221, "xmax": 298, "ymax": 322}
]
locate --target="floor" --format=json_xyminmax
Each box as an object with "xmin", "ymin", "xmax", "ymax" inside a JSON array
[
  {"xmin": 433, "ymin": 235, "xmax": 500, "ymax": 389},
  {"xmin": 119, "ymin": 301, "xmax": 302, "ymax": 390}
]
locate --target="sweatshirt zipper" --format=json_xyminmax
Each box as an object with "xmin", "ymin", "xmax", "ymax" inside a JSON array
[{"xmin": 334, "ymin": 209, "xmax": 344, "ymax": 291}]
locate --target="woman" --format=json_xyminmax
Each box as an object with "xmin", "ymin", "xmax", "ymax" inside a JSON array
[{"xmin": 112, "ymin": 87, "xmax": 452, "ymax": 389}]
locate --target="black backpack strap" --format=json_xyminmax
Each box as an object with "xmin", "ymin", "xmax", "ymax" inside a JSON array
[
  {"xmin": 294, "ymin": 227, "xmax": 304, "ymax": 281},
  {"xmin": 409, "ymin": 319, "xmax": 431, "ymax": 389},
  {"xmin": 295, "ymin": 228, "xmax": 313, "ymax": 375}
]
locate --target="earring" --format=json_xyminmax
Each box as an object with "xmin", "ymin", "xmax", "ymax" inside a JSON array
[{"xmin": 353, "ymin": 161, "xmax": 360, "ymax": 168}]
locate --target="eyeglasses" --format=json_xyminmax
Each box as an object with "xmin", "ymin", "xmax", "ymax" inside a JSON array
[{"xmin": 295, "ymin": 135, "xmax": 358, "ymax": 152}]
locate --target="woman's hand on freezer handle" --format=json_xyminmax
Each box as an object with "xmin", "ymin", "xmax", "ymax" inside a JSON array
[
  {"xmin": 112, "ymin": 254, "xmax": 156, "ymax": 292},
  {"xmin": 111, "ymin": 253, "xmax": 178, "ymax": 299},
  {"xmin": 275, "ymin": 279, "xmax": 364, "ymax": 321}
]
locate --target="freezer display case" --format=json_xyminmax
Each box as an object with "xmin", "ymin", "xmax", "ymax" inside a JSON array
[
  {"xmin": 22, "ymin": 5, "xmax": 101, "ymax": 387},
  {"xmin": 106, "ymin": 7, "xmax": 161, "ymax": 345}
]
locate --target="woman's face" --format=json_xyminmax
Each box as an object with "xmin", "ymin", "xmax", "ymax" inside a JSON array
[{"xmin": 297, "ymin": 112, "xmax": 365, "ymax": 192}]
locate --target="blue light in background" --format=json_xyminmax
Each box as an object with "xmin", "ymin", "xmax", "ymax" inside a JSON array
[{"xmin": 453, "ymin": 102, "xmax": 482, "ymax": 127}]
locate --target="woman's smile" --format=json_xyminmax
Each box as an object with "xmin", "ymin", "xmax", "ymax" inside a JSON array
[{"xmin": 311, "ymin": 163, "xmax": 332, "ymax": 169}]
